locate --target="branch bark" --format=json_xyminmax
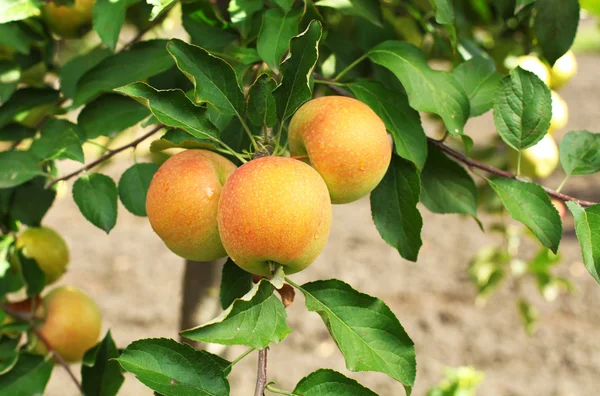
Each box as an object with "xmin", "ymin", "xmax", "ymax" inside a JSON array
[
  {"xmin": 254, "ymin": 348, "xmax": 268, "ymax": 396},
  {"xmin": 46, "ymin": 125, "xmax": 164, "ymax": 188}
]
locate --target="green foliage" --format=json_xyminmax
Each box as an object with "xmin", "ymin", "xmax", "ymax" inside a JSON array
[
  {"xmin": 567, "ymin": 202, "xmax": 600, "ymax": 284},
  {"xmin": 293, "ymin": 369, "xmax": 378, "ymax": 395},
  {"xmin": 219, "ymin": 258, "xmax": 253, "ymax": 309},
  {"xmin": 18, "ymin": 249, "xmax": 46, "ymax": 296},
  {"xmin": 78, "ymin": 94, "xmax": 150, "ymax": 139},
  {"xmin": 73, "ymin": 173, "xmax": 119, "ymax": 233},
  {"xmin": 81, "ymin": 331, "xmax": 125, "ymax": 396},
  {"xmin": 534, "ymin": 0, "xmax": 580, "ymax": 65},
  {"xmin": 118, "ymin": 163, "xmax": 159, "ymax": 217},
  {"xmin": 0, "ymin": 353, "xmax": 53, "ymax": 395},
  {"xmin": 559, "ymin": 131, "xmax": 600, "ymax": 176},
  {"xmin": 247, "ymin": 74, "xmax": 277, "ymax": 128}
]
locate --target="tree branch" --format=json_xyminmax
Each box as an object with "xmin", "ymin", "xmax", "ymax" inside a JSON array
[
  {"xmin": 0, "ymin": 304, "xmax": 83, "ymax": 393},
  {"xmin": 46, "ymin": 125, "xmax": 164, "ymax": 188},
  {"xmin": 314, "ymin": 74, "xmax": 598, "ymax": 208},
  {"xmin": 254, "ymin": 348, "xmax": 268, "ymax": 396}
]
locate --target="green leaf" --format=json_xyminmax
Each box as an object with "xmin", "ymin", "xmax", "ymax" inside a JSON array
[
  {"xmin": 29, "ymin": 119, "xmax": 84, "ymax": 163},
  {"xmin": 0, "ymin": 0, "xmax": 42, "ymax": 24},
  {"xmin": 118, "ymin": 163, "xmax": 159, "ymax": 217},
  {"xmin": 294, "ymin": 369, "xmax": 378, "ymax": 395},
  {"xmin": 78, "ymin": 94, "xmax": 150, "ymax": 139},
  {"xmin": 0, "ymin": 235, "xmax": 23, "ymax": 296},
  {"xmin": 0, "ymin": 87, "xmax": 59, "ymax": 128},
  {"xmin": 0, "ymin": 124, "xmax": 35, "ymax": 142},
  {"xmin": 60, "ymin": 48, "xmax": 112, "ymax": 99},
  {"xmin": 489, "ymin": 178, "xmax": 561, "ymax": 253},
  {"xmin": 247, "ymin": 74, "xmax": 277, "ymax": 128},
  {"xmin": 18, "ymin": 249, "xmax": 45, "ymax": 297},
  {"xmin": 559, "ymin": 130, "xmax": 600, "ymax": 176},
  {"xmin": 10, "ymin": 177, "xmax": 56, "ymax": 226},
  {"xmin": 149, "ymin": 129, "xmax": 218, "ymax": 153},
  {"xmin": 219, "ymin": 258, "xmax": 253, "ymax": 309},
  {"xmin": 517, "ymin": 298, "xmax": 537, "ymax": 335},
  {"xmin": 0, "ymin": 151, "xmax": 44, "ymax": 189},
  {"xmin": 72, "ymin": 174, "xmax": 118, "ymax": 233},
  {"xmin": 0, "ymin": 337, "xmax": 19, "ymax": 375},
  {"xmin": 182, "ymin": 2, "xmax": 238, "ymax": 52},
  {"xmin": 147, "ymin": 0, "xmax": 176, "ymax": 20},
  {"xmin": 93, "ymin": 0, "xmax": 139, "ymax": 51},
  {"xmin": 420, "ymin": 145, "xmax": 479, "ymax": 219},
  {"xmin": 73, "ymin": 40, "xmax": 174, "ymax": 107},
  {"xmin": 116, "ymin": 338, "xmax": 229, "ymax": 395},
  {"xmin": 0, "ymin": 22, "xmax": 39, "ymax": 55},
  {"xmin": 275, "ymin": 20, "xmax": 322, "ymax": 121},
  {"xmin": 296, "ymin": 278, "xmax": 416, "ymax": 390},
  {"xmin": 493, "ymin": 67, "xmax": 552, "ymax": 151},
  {"xmin": 181, "ymin": 278, "xmax": 291, "ymax": 349},
  {"xmin": 370, "ymin": 156, "xmax": 422, "ymax": 262},
  {"xmin": 430, "ymin": 0, "xmax": 453, "ymax": 24},
  {"xmin": 566, "ymin": 202, "xmax": 600, "ymax": 284},
  {"xmin": 81, "ymin": 331, "xmax": 125, "ymax": 396},
  {"xmin": 534, "ymin": 0, "xmax": 580, "ymax": 65},
  {"xmin": 0, "ymin": 61, "xmax": 20, "ymax": 106},
  {"xmin": 166, "ymin": 39, "xmax": 245, "ymax": 117},
  {"xmin": 228, "ymin": 0, "xmax": 263, "ymax": 38},
  {"xmin": 116, "ymin": 83, "xmax": 219, "ymax": 140},
  {"xmin": 273, "ymin": 0, "xmax": 293, "ymax": 11},
  {"xmin": 452, "ymin": 56, "xmax": 503, "ymax": 117},
  {"xmin": 0, "ymin": 353, "xmax": 53, "ymax": 396},
  {"xmin": 257, "ymin": 8, "xmax": 302, "ymax": 72},
  {"xmin": 368, "ymin": 41, "xmax": 470, "ymax": 135},
  {"xmin": 315, "ymin": 0, "xmax": 382, "ymax": 27},
  {"xmin": 207, "ymin": 106, "xmax": 233, "ymax": 132},
  {"xmin": 468, "ymin": 246, "xmax": 507, "ymax": 301},
  {"xmin": 515, "ymin": 0, "xmax": 535, "ymax": 13},
  {"xmin": 349, "ymin": 80, "xmax": 427, "ymax": 170}
]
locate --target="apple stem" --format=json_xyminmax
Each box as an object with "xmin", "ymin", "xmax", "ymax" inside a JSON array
[{"xmin": 254, "ymin": 348, "xmax": 269, "ymax": 396}]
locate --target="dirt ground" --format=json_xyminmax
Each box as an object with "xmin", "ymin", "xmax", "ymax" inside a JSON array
[{"xmin": 43, "ymin": 53, "xmax": 600, "ymax": 396}]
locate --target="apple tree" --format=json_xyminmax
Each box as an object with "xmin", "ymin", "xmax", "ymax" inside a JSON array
[{"xmin": 0, "ymin": 0, "xmax": 598, "ymax": 394}]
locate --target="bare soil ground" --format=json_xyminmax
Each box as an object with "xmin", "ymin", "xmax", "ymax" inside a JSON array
[{"xmin": 44, "ymin": 54, "xmax": 600, "ymax": 396}]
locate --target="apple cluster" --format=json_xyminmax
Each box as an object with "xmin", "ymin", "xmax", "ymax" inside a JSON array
[{"xmin": 146, "ymin": 96, "xmax": 392, "ymax": 276}]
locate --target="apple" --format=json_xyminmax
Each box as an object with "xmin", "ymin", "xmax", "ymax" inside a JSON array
[
  {"xmin": 16, "ymin": 227, "xmax": 69, "ymax": 284},
  {"xmin": 42, "ymin": 0, "xmax": 95, "ymax": 39},
  {"xmin": 550, "ymin": 51, "xmax": 577, "ymax": 90},
  {"xmin": 146, "ymin": 149, "xmax": 237, "ymax": 261},
  {"xmin": 551, "ymin": 199, "xmax": 566, "ymax": 218},
  {"xmin": 548, "ymin": 90, "xmax": 568, "ymax": 133},
  {"xmin": 509, "ymin": 134, "xmax": 559, "ymax": 179},
  {"xmin": 288, "ymin": 96, "xmax": 392, "ymax": 204},
  {"xmin": 514, "ymin": 55, "xmax": 551, "ymax": 86},
  {"xmin": 218, "ymin": 156, "xmax": 332, "ymax": 276},
  {"xmin": 32, "ymin": 286, "xmax": 102, "ymax": 363}
]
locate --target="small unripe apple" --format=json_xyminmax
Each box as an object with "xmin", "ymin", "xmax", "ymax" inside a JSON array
[
  {"xmin": 509, "ymin": 134, "xmax": 559, "ymax": 179},
  {"xmin": 146, "ymin": 149, "xmax": 237, "ymax": 261},
  {"xmin": 32, "ymin": 286, "xmax": 102, "ymax": 363},
  {"xmin": 288, "ymin": 96, "xmax": 392, "ymax": 204},
  {"xmin": 218, "ymin": 157, "xmax": 332, "ymax": 276},
  {"xmin": 550, "ymin": 51, "xmax": 577, "ymax": 90},
  {"xmin": 16, "ymin": 227, "xmax": 69, "ymax": 284},
  {"xmin": 42, "ymin": 0, "xmax": 95, "ymax": 39},
  {"xmin": 515, "ymin": 55, "xmax": 551, "ymax": 86},
  {"xmin": 548, "ymin": 91, "xmax": 568, "ymax": 133}
]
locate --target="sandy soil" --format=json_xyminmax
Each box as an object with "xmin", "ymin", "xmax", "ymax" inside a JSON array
[{"xmin": 43, "ymin": 53, "xmax": 600, "ymax": 396}]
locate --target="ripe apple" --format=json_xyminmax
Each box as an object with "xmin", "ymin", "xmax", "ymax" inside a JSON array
[
  {"xmin": 15, "ymin": 227, "xmax": 69, "ymax": 284},
  {"xmin": 218, "ymin": 156, "xmax": 332, "ymax": 276},
  {"xmin": 32, "ymin": 286, "xmax": 102, "ymax": 362},
  {"xmin": 514, "ymin": 55, "xmax": 551, "ymax": 86},
  {"xmin": 548, "ymin": 90, "xmax": 568, "ymax": 133},
  {"xmin": 509, "ymin": 134, "xmax": 559, "ymax": 179},
  {"xmin": 288, "ymin": 96, "xmax": 392, "ymax": 204},
  {"xmin": 146, "ymin": 149, "xmax": 237, "ymax": 261},
  {"xmin": 42, "ymin": 0, "xmax": 95, "ymax": 39},
  {"xmin": 550, "ymin": 51, "xmax": 577, "ymax": 90}
]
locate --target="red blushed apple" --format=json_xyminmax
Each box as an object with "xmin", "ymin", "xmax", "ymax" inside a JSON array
[{"xmin": 218, "ymin": 156, "xmax": 332, "ymax": 276}]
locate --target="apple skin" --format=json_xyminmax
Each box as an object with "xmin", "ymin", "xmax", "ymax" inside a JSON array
[
  {"xmin": 551, "ymin": 51, "xmax": 577, "ymax": 90},
  {"xmin": 509, "ymin": 134, "xmax": 559, "ymax": 179},
  {"xmin": 288, "ymin": 96, "xmax": 392, "ymax": 204},
  {"xmin": 146, "ymin": 150, "xmax": 237, "ymax": 261},
  {"xmin": 548, "ymin": 91, "xmax": 568, "ymax": 133},
  {"xmin": 217, "ymin": 156, "xmax": 332, "ymax": 276},
  {"xmin": 42, "ymin": 0, "xmax": 95, "ymax": 39},
  {"xmin": 33, "ymin": 286, "xmax": 102, "ymax": 363},
  {"xmin": 16, "ymin": 227, "xmax": 69, "ymax": 284}
]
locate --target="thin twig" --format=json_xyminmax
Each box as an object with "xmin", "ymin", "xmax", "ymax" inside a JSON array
[
  {"xmin": 314, "ymin": 75, "xmax": 598, "ymax": 209},
  {"xmin": 46, "ymin": 125, "xmax": 163, "ymax": 188},
  {"xmin": 254, "ymin": 348, "xmax": 268, "ymax": 396},
  {"xmin": 0, "ymin": 304, "xmax": 83, "ymax": 393},
  {"xmin": 428, "ymin": 138, "xmax": 597, "ymax": 207}
]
